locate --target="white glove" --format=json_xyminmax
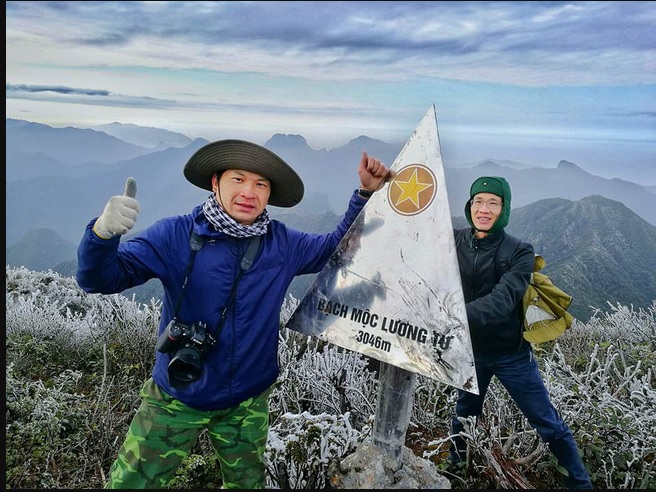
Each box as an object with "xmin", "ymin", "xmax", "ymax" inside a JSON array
[{"xmin": 93, "ymin": 177, "xmax": 140, "ymax": 239}]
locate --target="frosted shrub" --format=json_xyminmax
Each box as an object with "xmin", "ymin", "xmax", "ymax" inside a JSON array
[
  {"xmin": 423, "ymin": 303, "xmax": 656, "ymax": 489},
  {"xmin": 6, "ymin": 363, "xmax": 93, "ymax": 488},
  {"xmin": 266, "ymin": 327, "xmax": 378, "ymax": 487},
  {"xmin": 541, "ymin": 341, "xmax": 655, "ymax": 489},
  {"xmin": 274, "ymin": 329, "xmax": 378, "ymax": 426},
  {"xmin": 266, "ymin": 411, "xmax": 366, "ymax": 489},
  {"xmin": 6, "ymin": 266, "xmax": 162, "ymax": 488},
  {"xmin": 6, "ymin": 266, "xmax": 655, "ymax": 489},
  {"xmin": 6, "ymin": 266, "xmax": 161, "ymax": 386}
]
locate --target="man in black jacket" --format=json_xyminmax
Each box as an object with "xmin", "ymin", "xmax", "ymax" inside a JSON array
[{"xmin": 450, "ymin": 176, "xmax": 593, "ymax": 489}]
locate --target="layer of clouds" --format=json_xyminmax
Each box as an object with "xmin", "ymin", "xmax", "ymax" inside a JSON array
[
  {"xmin": 5, "ymin": 1, "xmax": 656, "ymax": 184},
  {"xmin": 7, "ymin": 1, "xmax": 656, "ymax": 86}
]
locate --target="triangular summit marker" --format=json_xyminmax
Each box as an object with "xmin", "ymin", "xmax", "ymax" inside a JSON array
[{"xmin": 286, "ymin": 104, "xmax": 478, "ymax": 394}]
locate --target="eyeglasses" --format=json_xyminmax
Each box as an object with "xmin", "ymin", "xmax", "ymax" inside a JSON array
[{"xmin": 471, "ymin": 198, "xmax": 502, "ymax": 211}]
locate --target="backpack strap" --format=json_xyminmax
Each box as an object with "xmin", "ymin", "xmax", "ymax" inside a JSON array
[
  {"xmin": 454, "ymin": 228, "xmax": 470, "ymax": 249},
  {"xmin": 494, "ymin": 233, "xmax": 525, "ymax": 338},
  {"xmin": 494, "ymin": 233, "xmax": 521, "ymax": 281}
]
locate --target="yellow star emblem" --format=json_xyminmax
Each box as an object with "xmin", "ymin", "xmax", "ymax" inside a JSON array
[{"xmin": 388, "ymin": 164, "xmax": 437, "ymax": 216}]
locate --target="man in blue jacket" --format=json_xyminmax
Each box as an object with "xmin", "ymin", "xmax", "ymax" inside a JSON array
[
  {"xmin": 76, "ymin": 139, "xmax": 392, "ymax": 489},
  {"xmin": 450, "ymin": 176, "xmax": 593, "ymax": 489}
]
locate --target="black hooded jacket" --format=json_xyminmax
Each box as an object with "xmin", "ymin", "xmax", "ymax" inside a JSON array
[{"xmin": 455, "ymin": 227, "xmax": 535, "ymax": 355}]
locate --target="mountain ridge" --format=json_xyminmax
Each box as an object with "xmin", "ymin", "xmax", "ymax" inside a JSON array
[
  {"xmin": 8, "ymin": 194, "xmax": 656, "ymax": 323},
  {"xmin": 6, "ymin": 119, "xmax": 656, "ymax": 322}
]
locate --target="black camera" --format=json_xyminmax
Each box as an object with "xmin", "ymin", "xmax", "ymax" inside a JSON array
[{"xmin": 156, "ymin": 319, "xmax": 216, "ymax": 388}]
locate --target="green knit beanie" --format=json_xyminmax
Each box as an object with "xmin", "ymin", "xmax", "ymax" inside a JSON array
[{"xmin": 464, "ymin": 176, "xmax": 512, "ymax": 233}]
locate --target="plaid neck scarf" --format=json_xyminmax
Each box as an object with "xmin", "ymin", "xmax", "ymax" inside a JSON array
[{"xmin": 202, "ymin": 194, "xmax": 269, "ymax": 238}]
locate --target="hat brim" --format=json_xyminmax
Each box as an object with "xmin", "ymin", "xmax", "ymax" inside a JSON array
[{"xmin": 184, "ymin": 139, "xmax": 304, "ymax": 207}]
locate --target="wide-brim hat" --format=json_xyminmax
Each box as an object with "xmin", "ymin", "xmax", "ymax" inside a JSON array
[{"xmin": 183, "ymin": 139, "xmax": 304, "ymax": 207}]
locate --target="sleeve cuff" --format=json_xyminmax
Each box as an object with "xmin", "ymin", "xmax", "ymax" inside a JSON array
[{"xmin": 357, "ymin": 188, "xmax": 374, "ymax": 199}]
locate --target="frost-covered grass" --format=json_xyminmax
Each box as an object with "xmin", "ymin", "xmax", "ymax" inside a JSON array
[{"xmin": 6, "ymin": 266, "xmax": 656, "ymax": 489}]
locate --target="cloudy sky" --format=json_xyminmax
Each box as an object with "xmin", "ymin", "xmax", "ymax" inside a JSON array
[{"xmin": 6, "ymin": 1, "xmax": 656, "ymax": 184}]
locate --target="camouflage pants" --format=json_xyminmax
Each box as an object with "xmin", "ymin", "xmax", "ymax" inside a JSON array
[{"xmin": 105, "ymin": 378, "xmax": 271, "ymax": 489}]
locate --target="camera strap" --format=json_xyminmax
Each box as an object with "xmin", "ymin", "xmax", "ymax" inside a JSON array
[
  {"xmin": 217, "ymin": 235, "xmax": 262, "ymax": 330},
  {"xmin": 171, "ymin": 228, "xmax": 206, "ymax": 317},
  {"xmin": 171, "ymin": 227, "xmax": 262, "ymax": 334}
]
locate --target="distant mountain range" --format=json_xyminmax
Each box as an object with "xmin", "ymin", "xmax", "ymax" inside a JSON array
[
  {"xmin": 6, "ymin": 118, "xmax": 656, "ymax": 322},
  {"xmin": 91, "ymin": 121, "xmax": 193, "ymax": 149}
]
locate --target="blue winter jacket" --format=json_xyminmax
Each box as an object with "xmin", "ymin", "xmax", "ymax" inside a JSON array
[{"xmin": 77, "ymin": 189, "xmax": 367, "ymax": 410}]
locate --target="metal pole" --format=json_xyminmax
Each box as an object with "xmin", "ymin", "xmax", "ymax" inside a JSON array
[{"xmin": 372, "ymin": 361, "xmax": 417, "ymax": 469}]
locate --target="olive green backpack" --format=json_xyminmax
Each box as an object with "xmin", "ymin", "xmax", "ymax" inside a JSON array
[{"xmin": 496, "ymin": 234, "xmax": 574, "ymax": 344}]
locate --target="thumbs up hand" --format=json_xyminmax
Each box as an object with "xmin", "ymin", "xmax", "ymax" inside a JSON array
[{"xmin": 93, "ymin": 177, "xmax": 141, "ymax": 239}]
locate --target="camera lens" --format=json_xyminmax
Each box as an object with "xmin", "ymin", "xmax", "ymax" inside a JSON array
[{"xmin": 168, "ymin": 346, "xmax": 203, "ymax": 388}]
